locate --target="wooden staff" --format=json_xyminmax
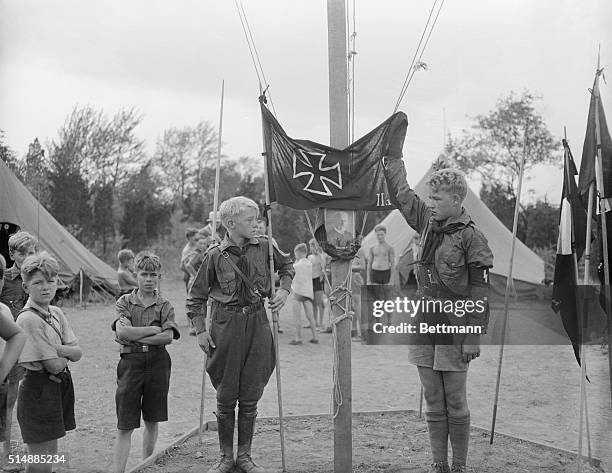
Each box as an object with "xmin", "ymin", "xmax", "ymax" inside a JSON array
[
  {"xmin": 490, "ymin": 121, "xmax": 528, "ymax": 444},
  {"xmin": 199, "ymin": 80, "xmax": 225, "ymax": 444},
  {"xmin": 562, "ymin": 130, "xmax": 592, "ymax": 470},
  {"xmin": 260, "ymin": 92, "xmax": 287, "ymax": 472}
]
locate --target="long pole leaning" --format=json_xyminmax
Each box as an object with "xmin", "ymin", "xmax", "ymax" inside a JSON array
[
  {"xmin": 260, "ymin": 96, "xmax": 287, "ymax": 472},
  {"xmin": 489, "ymin": 124, "xmax": 528, "ymax": 444},
  {"xmin": 561, "ymin": 131, "xmax": 592, "ymax": 471},
  {"xmin": 199, "ymin": 80, "xmax": 225, "ymax": 444},
  {"xmin": 592, "ymin": 64, "xmax": 612, "ymax": 407}
]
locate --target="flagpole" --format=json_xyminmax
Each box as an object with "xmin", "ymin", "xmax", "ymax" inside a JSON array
[
  {"xmin": 199, "ymin": 80, "xmax": 224, "ymax": 444},
  {"xmin": 260, "ymin": 92, "xmax": 287, "ymax": 472},
  {"xmin": 592, "ymin": 55, "xmax": 612, "ymax": 407},
  {"xmin": 564, "ymin": 132, "xmax": 592, "ymax": 471},
  {"xmin": 327, "ymin": 1, "xmax": 353, "ymax": 471},
  {"xmin": 489, "ymin": 121, "xmax": 528, "ymax": 444}
]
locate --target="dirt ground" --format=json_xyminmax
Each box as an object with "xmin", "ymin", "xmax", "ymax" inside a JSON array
[
  {"xmin": 139, "ymin": 412, "xmax": 604, "ymax": 473},
  {"xmin": 5, "ymin": 278, "xmax": 610, "ymax": 472}
]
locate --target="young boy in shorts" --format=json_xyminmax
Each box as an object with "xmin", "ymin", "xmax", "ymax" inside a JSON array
[
  {"xmin": 117, "ymin": 249, "xmax": 138, "ymax": 296},
  {"xmin": 384, "ymin": 155, "xmax": 493, "ymax": 473},
  {"xmin": 0, "ymin": 255, "xmax": 27, "ymax": 466},
  {"xmin": 16, "ymin": 252, "xmax": 82, "ymax": 473},
  {"xmin": 366, "ymin": 225, "xmax": 395, "ymax": 285},
  {"xmin": 289, "ymin": 244, "xmax": 318, "ymax": 345},
  {"xmin": 187, "ymin": 196, "xmax": 294, "ymax": 473},
  {"xmin": 111, "ymin": 251, "xmax": 180, "ymax": 473},
  {"xmin": 0, "ymin": 231, "xmax": 37, "ymax": 465}
]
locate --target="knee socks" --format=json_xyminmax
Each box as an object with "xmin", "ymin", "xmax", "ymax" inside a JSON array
[
  {"xmin": 448, "ymin": 412, "xmax": 470, "ymax": 467},
  {"xmin": 425, "ymin": 410, "xmax": 448, "ymax": 464}
]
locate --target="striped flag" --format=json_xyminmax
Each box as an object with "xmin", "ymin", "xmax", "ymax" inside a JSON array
[{"xmin": 552, "ymin": 139, "xmax": 587, "ymax": 365}]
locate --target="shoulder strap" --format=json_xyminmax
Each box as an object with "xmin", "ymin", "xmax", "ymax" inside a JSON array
[
  {"xmin": 19, "ymin": 307, "xmax": 64, "ymax": 342},
  {"xmin": 220, "ymin": 251, "xmax": 262, "ymax": 298}
]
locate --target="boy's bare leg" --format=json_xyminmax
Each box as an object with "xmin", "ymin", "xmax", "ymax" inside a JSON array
[
  {"xmin": 312, "ymin": 293, "xmax": 320, "ymax": 328},
  {"xmin": 291, "ymin": 299, "xmax": 302, "ymax": 343},
  {"xmin": 303, "ymin": 301, "xmax": 317, "ymax": 342},
  {"xmin": 2, "ymin": 380, "xmax": 19, "ymax": 468},
  {"xmin": 24, "ymin": 439, "xmax": 57, "ymax": 473},
  {"xmin": 142, "ymin": 421, "xmax": 158, "ymax": 459},
  {"xmin": 112, "ymin": 429, "xmax": 134, "ymax": 473}
]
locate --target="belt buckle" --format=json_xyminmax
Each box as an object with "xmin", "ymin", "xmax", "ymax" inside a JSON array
[
  {"xmin": 242, "ymin": 306, "xmax": 249, "ymax": 315},
  {"xmin": 142, "ymin": 345, "xmax": 148, "ymax": 353}
]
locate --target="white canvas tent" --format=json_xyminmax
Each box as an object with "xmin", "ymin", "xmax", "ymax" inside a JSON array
[
  {"xmin": 361, "ymin": 165, "xmax": 545, "ymax": 297},
  {"xmin": 0, "ymin": 158, "xmax": 118, "ymax": 294}
]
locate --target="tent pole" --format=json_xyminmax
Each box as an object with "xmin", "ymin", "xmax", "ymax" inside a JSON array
[{"xmin": 79, "ymin": 268, "xmax": 84, "ymax": 308}]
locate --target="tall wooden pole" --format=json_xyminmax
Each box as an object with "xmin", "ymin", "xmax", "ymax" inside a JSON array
[
  {"xmin": 490, "ymin": 122, "xmax": 528, "ymax": 444},
  {"xmin": 260, "ymin": 89, "xmax": 287, "ymax": 471},
  {"xmin": 199, "ymin": 80, "xmax": 225, "ymax": 444},
  {"xmin": 327, "ymin": 1, "xmax": 352, "ymax": 472}
]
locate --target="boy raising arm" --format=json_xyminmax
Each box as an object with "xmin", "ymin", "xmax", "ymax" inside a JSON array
[{"xmin": 383, "ymin": 150, "xmax": 493, "ymax": 473}]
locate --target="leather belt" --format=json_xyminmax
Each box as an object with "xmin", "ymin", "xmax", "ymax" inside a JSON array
[
  {"xmin": 218, "ymin": 301, "xmax": 264, "ymax": 315},
  {"xmin": 120, "ymin": 344, "xmax": 165, "ymax": 354}
]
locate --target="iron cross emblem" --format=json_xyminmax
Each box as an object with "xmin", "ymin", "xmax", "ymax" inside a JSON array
[{"xmin": 292, "ymin": 149, "xmax": 343, "ymax": 196}]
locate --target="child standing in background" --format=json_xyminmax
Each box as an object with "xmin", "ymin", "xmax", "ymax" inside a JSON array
[{"xmin": 290, "ymin": 244, "xmax": 318, "ymax": 346}]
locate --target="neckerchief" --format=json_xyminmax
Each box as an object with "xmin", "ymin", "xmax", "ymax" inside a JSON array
[
  {"xmin": 420, "ymin": 219, "xmax": 469, "ymax": 265},
  {"xmin": 224, "ymin": 245, "xmax": 252, "ymax": 306}
]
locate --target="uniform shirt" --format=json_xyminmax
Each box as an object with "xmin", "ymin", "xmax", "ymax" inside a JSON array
[
  {"xmin": 17, "ymin": 300, "xmax": 78, "ymax": 372},
  {"xmin": 384, "ymin": 158, "xmax": 493, "ymax": 331},
  {"xmin": 0, "ymin": 265, "xmax": 27, "ymax": 320},
  {"xmin": 292, "ymin": 258, "xmax": 313, "ymax": 299},
  {"xmin": 186, "ymin": 235, "xmax": 294, "ymax": 322},
  {"xmin": 113, "ymin": 290, "xmax": 180, "ymax": 347}
]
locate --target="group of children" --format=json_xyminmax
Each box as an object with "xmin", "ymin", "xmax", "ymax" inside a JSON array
[
  {"xmin": 288, "ymin": 225, "xmax": 396, "ymax": 346},
  {"xmin": 0, "ymin": 151, "xmax": 490, "ymax": 473}
]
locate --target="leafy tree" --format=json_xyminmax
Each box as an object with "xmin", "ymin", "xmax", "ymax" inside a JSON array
[
  {"xmin": 48, "ymin": 106, "xmax": 146, "ymax": 254},
  {"xmin": 153, "ymin": 122, "xmax": 217, "ymax": 209},
  {"xmin": 0, "ymin": 130, "xmax": 20, "ymax": 175},
  {"xmin": 444, "ymin": 91, "xmax": 560, "ymax": 249},
  {"xmin": 522, "ymin": 199, "xmax": 558, "ymax": 250},
  {"xmin": 445, "ymin": 91, "xmax": 560, "ymax": 197},
  {"xmin": 120, "ymin": 162, "xmax": 172, "ymax": 249},
  {"xmin": 21, "ymin": 138, "xmax": 51, "ymax": 207}
]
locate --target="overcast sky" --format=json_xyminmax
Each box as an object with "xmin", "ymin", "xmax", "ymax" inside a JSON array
[{"xmin": 1, "ymin": 0, "xmax": 611, "ymax": 202}]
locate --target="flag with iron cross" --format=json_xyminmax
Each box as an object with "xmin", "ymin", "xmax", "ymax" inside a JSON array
[{"xmin": 261, "ymin": 102, "xmax": 408, "ymax": 210}]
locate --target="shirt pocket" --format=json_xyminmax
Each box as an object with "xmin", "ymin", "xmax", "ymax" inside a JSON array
[
  {"xmin": 437, "ymin": 240, "xmax": 466, "ymax": 284},
  {"xmin": 217, "ymin": 268, "xmax": 237, "ymax": 295}
]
